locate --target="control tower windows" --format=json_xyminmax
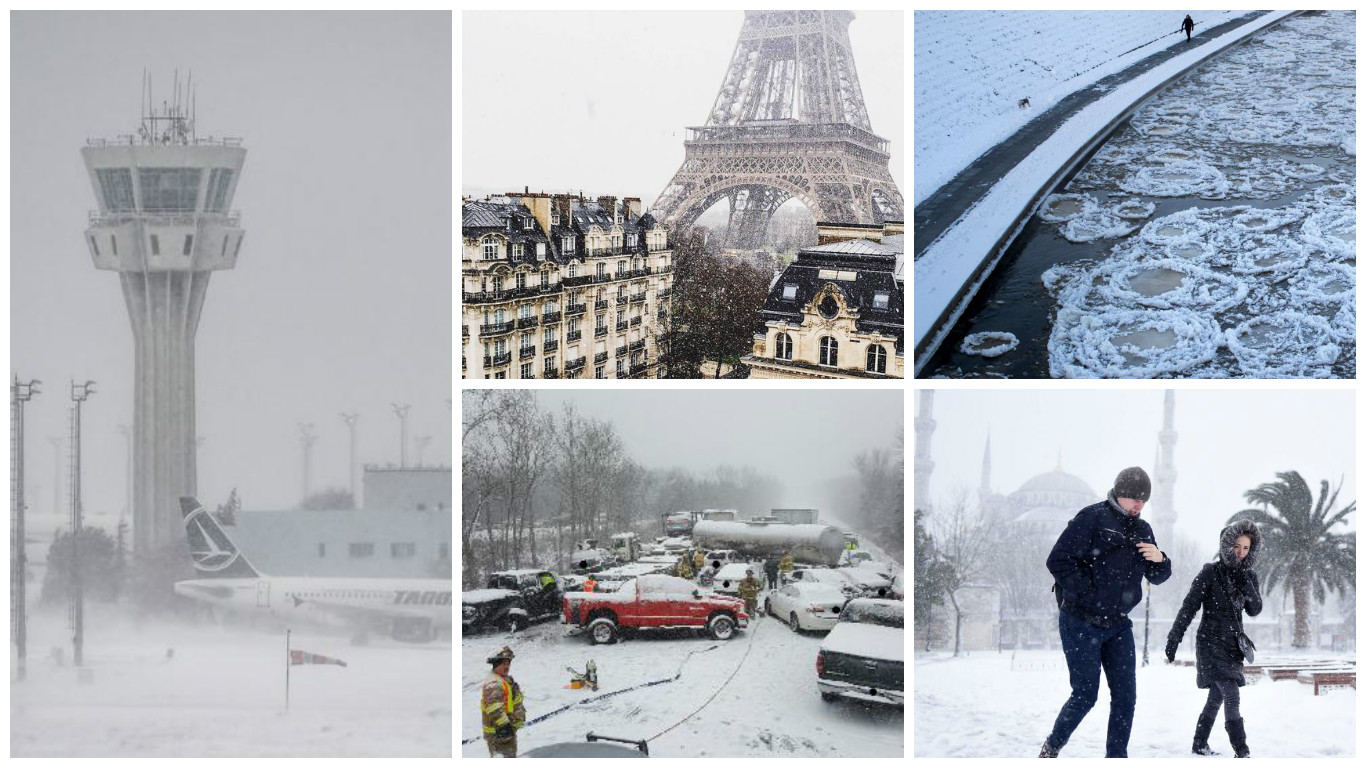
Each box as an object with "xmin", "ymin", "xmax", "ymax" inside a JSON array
[
  {"xmin": 139, "ymin": 168, "xmax": 202, "ymax": 212},
  {"xmin": 150, "ymin": 234, "xmax": 161, "ymax": 255},
  {"xmin": 183, "ymin": 234, "xmax": 194, "ymax": 256},
  {"xmin": 97, "ymin": 168, "xmax": 135, "ymax": 212},
  {"xmin": 206, "ymin": 168, "xmax": 235, "ymax": 212}
]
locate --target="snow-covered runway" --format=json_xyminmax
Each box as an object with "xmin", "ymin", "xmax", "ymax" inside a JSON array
[{"xmin": 915, "ymin": 649, "xmax": 1354, "ymax": 758}]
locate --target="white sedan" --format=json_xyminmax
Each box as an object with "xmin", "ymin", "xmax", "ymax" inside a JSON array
[
  {"xmin": 712, "ymin": 562, "xmax": 764, "ymax": 595},
  {"xmin": 764, "ymin": 581, "xmax": 848, "ymax": 632}
]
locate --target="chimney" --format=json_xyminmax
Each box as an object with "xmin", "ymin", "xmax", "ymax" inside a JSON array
[
  {"xmin": 597, "ymin": 196, "xmax": 618, "ymax": 224},
  {"xmin": 623, "ymin": 197, "xmax": 642, "ymax": 221},
  {"xmin": 552, "ymin": 194, "xmax": 573, "ymax": 228},
  {"xmin": 516, "ymin": 192, "xmax": 553, "ymax": 237}
]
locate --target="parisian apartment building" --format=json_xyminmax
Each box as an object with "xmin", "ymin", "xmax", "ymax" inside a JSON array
[
  {"xmin": 744, "ymin": 220, "xmax": 904, "ymax": 379},
  {"xmin": 461, "ymin": 192, "xmax": 673, "ymax": 379}
]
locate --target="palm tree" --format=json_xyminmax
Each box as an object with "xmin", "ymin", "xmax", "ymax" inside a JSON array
[{"xmin": 1230, "ymin": 471, "xmax": 1355, "ymax": 648}]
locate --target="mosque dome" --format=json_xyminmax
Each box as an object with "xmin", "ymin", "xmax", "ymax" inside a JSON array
[{"xmin": 1007, "ymin": 469, "xmax": 1098, "ymax": 527}]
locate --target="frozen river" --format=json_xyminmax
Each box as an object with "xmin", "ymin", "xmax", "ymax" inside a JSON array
[{"xmin": 926, "ymin": 11, "xmax": 1355, "ymax": 378}]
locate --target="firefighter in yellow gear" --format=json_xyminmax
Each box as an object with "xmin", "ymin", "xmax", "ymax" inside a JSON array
[
  {"xmin": 737, "ymin": 571, "xmax": 761, "ymax": 618},
  {"xmin": 778, "ymin": 552, "xmax": 795, "ymax": 580},
  {"xmin": 692, "ymin": 549, "xmax": 706, "ymax": 572},
  {"xmin": 675, "ymin": 555, "xmax": 694, "ymax": 579},
  {"xmin": 481, "ymin": 646, "xmax": 526, "ymax": 758}
]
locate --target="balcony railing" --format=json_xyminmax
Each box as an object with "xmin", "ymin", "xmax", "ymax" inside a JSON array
[
  {"xmin": 484, "ymin": 351, "xmax": 512, "ymax": 367},
  {"xmin": 616, "ymin": 296, "xmax": 628, "ymax": 307},
  {"xmin": 630, "ymin": 316, "xmax": 642, "ymax": 327},
  {"xmin": 630, "ymin": 362, "xmax": 650, "ymax": 375},
  {"xmin": 615, "ymin": 321, "xmax": 628, "ymax": 332},
  {"xmin": 562, "ymin": 275, "xmax": 593, "ymax": 288},
  {"xmin": 594, "ymin": 326, "xmax": 608, "ymax": 338},
  {"xmin": 594, "ymin": 299, "xmax": 610, "ymax": 310},
  {"xmin": 630, "ymin": 339, "xmax": 646, "ymax": 351},
  {"xmin": 565, "ymin": 356, "xmax": 586, "ymax": 371},
  {"xmin": 463, "ymin": 290, "xmax": 508, "ymax": 304},
  {"xmin": 566, "ymin": 303, "xmax": 587, "ymax": 316},
  {"xmin": 567, "ymin": 330, "xmax": 582, "ymax": 342},
  {"xmin": 630, "ymin": 293, "xmax": 646, "ymax": 303},
  {"xmin": 479, "ymin": 321, "xmax": 514, "ymax": 337},
  {"xmin": 538, "ymin": 282, "xmax": 559, "ymax": 294},
  {"xmin": 520, "ymin": 345, "xmax": 536, "ymax": 360},
  {"xmin": 616, "ymin": 345, "xmax": 627, "ymax": 357},
  {"xmin": 544, "ymin": 339, "xmax": 559, "ymax": 353},
  {"xmin": 543, "ymin": 368, "xmax": 560, "ymax": 379},
  {"xmin": 631, "ymin": 268, "xmax": 651, "ymax": 278},
  {"xmin": 658, "ymin": 288, "xmax": 672, "ymax": 299},
  {"xmin": 517, "ymin": 316, "xmax": 539, "ymax": 330},
  {"xmin": 594, "ymin": 351, "xmax": 609, "ymax": 364},
  {"xmin": 542, "ymin": 311, "xmax": 561, "ymax": 324}
]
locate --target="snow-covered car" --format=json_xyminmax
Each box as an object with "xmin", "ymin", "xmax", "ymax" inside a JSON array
[
  {"xmin": 843, "ymin": 566, "xmax": 895, "ymax": 597},
  {"xmin": 840, "ymin": 550, "xmax": 875, "ymax": 568},
  {"xmin": 569, "ymin": 546, "xmax": 619, "ymax": 574},
  {"xmin": 816, "ymin": 598, "xmax": 904, "ymax": 708},
  {"xmin": 703, "ymin": 549, "xmax": 746, "ymax": 568},
  {"xmin": 658, "ymin": 536, "xmax": 691, "ymax": 553},
  {"xmin": 562, "ymin": 574, "xmax": 749, "ymax": 644},
  {"xmin": 461, "ymin": 569, "xmax": 561, "ymax": 633},
  {"xmin": 788, "ymin": 567, "xmax": 860, "ymax": 597},
  {"xmin": 711, "ymin": 562, "xmax": 764, "ymax": 595},
  {"xmin": 523, "ymin": 733, "xmax": 650, "ymax": 757},
  {"xmin": 890, "ymin": 572, "xmax": 904, "ymax": 601},
  {"xmin": 764, "ymin": 581, "xmax": 848, "ymax": 632}
]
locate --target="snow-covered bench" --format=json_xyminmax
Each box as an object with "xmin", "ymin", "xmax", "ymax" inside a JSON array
[
  {"xmin": 1296, "ymin": 668, "xmax": 1356, "ymax": 695},
  {"xmin": 1263, "ymin": 661, "xmax": 1354, "ymax": 682}
]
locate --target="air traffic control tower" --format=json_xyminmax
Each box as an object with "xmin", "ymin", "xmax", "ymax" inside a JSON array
[{"xmin": 82, "ymin": 88, "xmax": 245, "ymax": 553}]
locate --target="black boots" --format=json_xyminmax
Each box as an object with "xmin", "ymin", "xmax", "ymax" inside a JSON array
[
  {"xmin": 1038, "ymin": 740, "xmax": 1059, "ymax": 758},
  {"xmin": 1192, "ymin": 713, "xmax": 1219, "ymax": 755},
  {"xmin": 1225, "ymin": 717, "xmax": 1250, "ymax": 758}
]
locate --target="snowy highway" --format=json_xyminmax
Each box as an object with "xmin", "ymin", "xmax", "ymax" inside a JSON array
[{"xmin": 461, "ymin": 604, "xmax": 902, "ymax": 757}]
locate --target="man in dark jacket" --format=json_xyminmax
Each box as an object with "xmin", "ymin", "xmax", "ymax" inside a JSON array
[
  {"xmin": 1182, "ymin": 15, "xmax": 1195, "ymax": 42},
  {"xmin": 1039, "ymin": 467, "xmax": 1172, "ymax": 758}
]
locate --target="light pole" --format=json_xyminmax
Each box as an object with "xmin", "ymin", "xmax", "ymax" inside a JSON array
[
  {"xmin": 340, "ymin": 412, "xmax": 359, "ymax": 503},
  {"xmin": 298, "ymin": 423, "xmax": 317, "ymax": 503},
  {"xmin": 69, "ymin": 380, "xmax": 95, "ymax": 668},
  {"xmin": 11, "ymin": 376, "xmax": 40, "ymax": 681},
  {"xmin": 390, "ymin": 403, "xmax": 410, "ymax": 468},
  {"xmin": 49, "ymin": 436, "xmax": 63, "ymax": 516}
]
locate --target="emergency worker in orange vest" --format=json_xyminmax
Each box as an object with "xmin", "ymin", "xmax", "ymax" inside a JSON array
[{"xmin": 481, "ymin": 646, "xmax": 526, "ymax": 757}]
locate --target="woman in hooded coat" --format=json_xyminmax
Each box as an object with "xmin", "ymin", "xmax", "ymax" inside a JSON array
[{"xmin": 1165, "ymin": 519, "xmax": 1262, "ymax": 758}]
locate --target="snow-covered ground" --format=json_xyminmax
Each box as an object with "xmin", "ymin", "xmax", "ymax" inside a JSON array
[
  {"xmin": 914, "ymin": 10, "xmax": 1246, "ymax": 204},
  {"xmin": 11, "ymin": 608, "xmax": 451, "ymax": 757},
  {"xmin": 913, "ymin": 11, "xmax": 1297, "ymax": 367},
  {"xmin": 915, "ymin": 649, "xmax": 1355, "ymax": 758},
  {"xmin": 461, "ymin": 606, "xmax": 901, "ymax": 757}
]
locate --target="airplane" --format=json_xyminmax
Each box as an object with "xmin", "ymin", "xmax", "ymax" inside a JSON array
[{"xmin": 172, "ymin": 497, "xmax": 452, "ymax": 642}]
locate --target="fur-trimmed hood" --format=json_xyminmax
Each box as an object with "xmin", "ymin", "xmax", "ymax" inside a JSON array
[{"xmin": 1219, "ymin": 519, "xmax": 1261, "ymax": 569}]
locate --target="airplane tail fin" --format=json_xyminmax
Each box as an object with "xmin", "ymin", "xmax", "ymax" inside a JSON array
[{"xmin": 180, "ymin": 496, "xmax": 260, "ymax": 579}]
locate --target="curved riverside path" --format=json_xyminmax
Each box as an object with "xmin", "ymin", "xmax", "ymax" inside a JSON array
[{"xmin": 913, "ymin": 10, "xmax": 1299, "ymax": 375}]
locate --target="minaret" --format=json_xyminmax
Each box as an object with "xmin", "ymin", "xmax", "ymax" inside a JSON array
[
  {"xmin": 1152, "ymin": 390, "xmax": 1178, "ymax": 545},
  {"xmin": 978, "ymin": 432, "xmax": 992, "ymax": 508},
  {"xmin": 81, "ymin": 78, "xmax": 246, "ymax": 553},
  {"xmin": 913, "ymin": 390, "xmax": 935, "ymax": 511}
]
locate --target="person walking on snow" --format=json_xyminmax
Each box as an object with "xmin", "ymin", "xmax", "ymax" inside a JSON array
[
  {"xmin": 1165, "ymin": 520, "xmax": 1262, "ymax": 758},
  {"xmin": 1182, "ymin": 15, "xmax": 1195, "ymax": 42},
  {"xmin": 481, "ymin": 647, "xmax": 526, "ymax": 758},
  {"xmin": 1039, "ymin": 467, "xmax": 1172, "ymax": 758},
  {"xmin": 738, "ymin": 570, "xmax": 761, "ymax": 618}
]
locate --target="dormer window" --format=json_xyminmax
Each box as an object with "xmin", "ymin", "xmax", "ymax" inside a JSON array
[
  {"xmin": 512, "ymin": 243, "xmax": 523, "ymax": 259},
  {"xmin": 482, "ymin": 237, "xmax": 497, "ymax": 260},
  {"xmin": 523, "ymin": 217, "xmax": 533, "ymax": 230},
  {"xmin": 552, "ymin": 209, "xmax": 561, "ymax": 225},
  {"xmin": 781, "ymin": 284, "xmax": 798, "ymax": 301},
  {"xmin": 627, "ymin": 234, "xmax": 637, "ymax": 248},
  {"xmin": 873, "ymin": 291, "xmax": 889, "ymax": 310},
  {"xmin": 562, "ymin": 236, "xmax": 575, "ymax": 254}
]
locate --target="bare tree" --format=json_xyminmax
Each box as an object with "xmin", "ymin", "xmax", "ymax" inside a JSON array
[{"xmin": 932, "ymin": 488, "xmax": 991, "ymax": 657}]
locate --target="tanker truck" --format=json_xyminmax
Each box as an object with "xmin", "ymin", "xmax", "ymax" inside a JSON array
[{"xmin": 690, "ymin": 520, "xmax": 846, "ymax": 567}]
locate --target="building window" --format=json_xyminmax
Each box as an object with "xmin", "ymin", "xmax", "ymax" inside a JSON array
[
  {"xmin": 595, "ymin": 365, "xmax": 605, "ymax": 379},
  {"xmin": 776, "ymin": 333, "xmax": 793, "ymax": 360},
  {"xmin": 512, "ymin": 243, "xmax": 523, "ymax": 259},
  {"xmin": 537, "ymin": 242, "xmax": 546, "ymax": 258},
  {"xmin": 873, "ymin": 291, "xmax": 890, "ymax": 310},
  {"xmin": 523, "ymin": 217, "xmax": 534, "ymax": 230},
  {"xmin": 568, "ymin": 264, "xmax": 578, "ymax": 278},
  {"xmin": 483, "ymin": 238, "xmax": 497, "ymax": 260},
  {"xmin": 492, "ymin": 276, "xmax": 504, "ymax": 293},
  {"xmin": 89, "ymin": 236, "xmax": 99, "ymax": 257},
  {"xmin": 819, "ymin": 336, "xmax": 838, "ymax": 367},
  {"xmin": 516, "ymin": 272, "xmax": 527, "ymax": 290},
  {"xmin": 552, "ymin": 209, "xmax": 561, "ymax": 225},
  {"xmin": 111, "ymin": 234, "xmax": 118, "ymax": 255},
  {"xmin": 150, "ymin": 234, "xmax": 160, "ymax": 256},
  {"xmin": 782, "ymin": 283, "xmax": 798, "ymax": 300},
  {"xmin": 544, "ymin": 357, "xmax": 555, "ymax": 373},
  {"xmin": 521, "ymin": 362, "xmax": 533, "ymax": 378},
  {"xmin": 139, "ymin": 167, "xmax": 202, "ymax": 212},
  {"xmin": 391, "ymin": 542, "xmax": 417, "ymax": 559},
  {"xmin": 867, "ymin": 344, "xmax": 887, "ymax": 374},
  {"xmin": 206, "ymin": 168, "xmax": 234, "ymax": 212},
  {"xmin": 96, "ymin": 168, "xmax": 135, "ymax": 212},
  {"xmin": 627, "ymin": 233, "xmax": 637, "ymax": 248},
  {"xmin": 349, "ymin": 542, "xmax": 375, "ymax": 558},
  {"xmin": 616, "ymin": 359, "xmax": 624, "ymax": 377},
  {"xmin": 617, "ymin": 260, "xmax": 626, "ymax": 276},
  {"xmin": 596, "ymin": 262, "xmax": 606, "ymax": 278},
  {"xmin": 183, "ymin": 234, "xmax": 194, "ymax": 256},
  {"xmin": 563, "ymin": 236, "xmax": 575, "ymax": 254}
]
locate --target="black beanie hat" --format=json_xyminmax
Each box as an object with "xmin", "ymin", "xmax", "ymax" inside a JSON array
[{"xmin": 1113, "ymin": 467, "xmax": 1152, "ymax": 501}]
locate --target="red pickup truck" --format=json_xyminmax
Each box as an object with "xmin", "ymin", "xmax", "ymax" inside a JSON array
[{"xmin": 562, "ymin": 574, "xmax": 749, "ymax": 644}]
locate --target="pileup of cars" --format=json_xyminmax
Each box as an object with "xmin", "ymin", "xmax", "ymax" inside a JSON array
[{"xmin": 463, "ymin": 520, "xmax": 903, "ymax": 710}]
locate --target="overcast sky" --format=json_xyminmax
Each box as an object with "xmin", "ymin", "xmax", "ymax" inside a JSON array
[
  {"xmin": 533, "ymin": 389, "xmax": 903, "ymax": 509},
  {"xmin": 11, "ymin": 11, "xmax": 452, "ymax": 517},
  {"xmin": 461, "ymin": 10, "xmax": 904, "ymax": 209},
  {"xmin": 917, "ymin": 389, "xmax": 1356, "ymax": 547}
]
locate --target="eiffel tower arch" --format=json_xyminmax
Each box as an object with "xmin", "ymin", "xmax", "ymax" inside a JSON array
[{"xmin": 652, "ymin": 10, "xmax": 903, "ymax": 249}]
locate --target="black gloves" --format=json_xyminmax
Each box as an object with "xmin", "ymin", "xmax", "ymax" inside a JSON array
[
  {"xmin": 494, "ymin": 723, "xmax": 515, "ymax": 739},
  {"xmin": 1164, "ymin": 637, "xmax": 1178, "ymax": 663}
]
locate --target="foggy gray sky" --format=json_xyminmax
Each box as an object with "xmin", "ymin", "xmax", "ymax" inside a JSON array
[
  {"xmin": 917, "ymin": 389, "xmax": 1356, "ymax": 548},
  {"xmin": 11, "ymin": 12, "xmax": 452, "ymax": 517},
  {"xmin": 533, "ymin": 389, "xmax": 903, "ymax": 508},
  {"xmin": 461, "ymin": 10, "xmax": 904, "ymax": 208}
]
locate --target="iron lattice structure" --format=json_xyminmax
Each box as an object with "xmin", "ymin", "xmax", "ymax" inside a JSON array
[{"xmin": 652, "ymin": 10, "xmax": 903, "ymax": 248}]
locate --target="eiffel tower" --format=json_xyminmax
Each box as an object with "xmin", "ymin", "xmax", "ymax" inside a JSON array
[{"xmin": 651, "ymin": 10, "xmax": 903, "ymax": 249}]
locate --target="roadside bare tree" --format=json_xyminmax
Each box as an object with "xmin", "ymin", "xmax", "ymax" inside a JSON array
[{"xmin": 932, "ymin": 488, "xmax": 992, "ymax": 657}]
